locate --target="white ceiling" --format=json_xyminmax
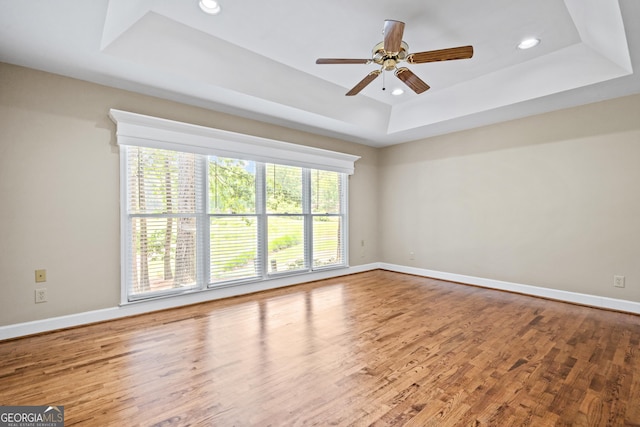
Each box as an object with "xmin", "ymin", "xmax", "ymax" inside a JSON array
[{"xmin": 1, "ymin": 0, "xmax": 639, "ymax": 147}]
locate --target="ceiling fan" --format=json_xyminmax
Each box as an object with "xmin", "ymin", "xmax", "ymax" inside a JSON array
[{"xmin": 316, "ymin": 19, "xmax": 474, "ymax": 96}]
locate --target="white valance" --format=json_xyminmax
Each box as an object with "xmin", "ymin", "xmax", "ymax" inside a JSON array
[{"xmin": 109, "ymin": 109, "xmax": 359, "ymax": 175}]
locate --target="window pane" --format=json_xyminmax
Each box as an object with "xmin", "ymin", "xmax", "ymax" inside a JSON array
[
  {"xmin": 129, "ymin": 217, "xmax": 197, "ymax": 296},
  {"xmin": 127, "ymin": 147, "xmax": 197, "ymax": 214},
  {"xmin": 311, "ymin": 170, "xmax": 341, "ymax": 214},
  {"xmin": 268, "ymin": 216, "xmax": 305, "ymax": 273},
  {"xmin": 266, "ymin": 164, "xmax": 302, "ymax": 214},
  {"xmin": 210, "ymin": 216, "xmax": 259, "ymax": 283},
  {"xmin": 209, "ymin": 157, "xmax": 256, "ymax": 214},
  {"xmin": 313, "ymin": 216, "xmax": 343, "ymax": 268}
]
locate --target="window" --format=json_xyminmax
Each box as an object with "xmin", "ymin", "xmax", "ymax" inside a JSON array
[
  {"xmin": 209, "ymin": 156, "xmax": 259, "ymax": 283},
  {"xmin": 125, "ymin": 148, "xmax": 200, "ymax": 298},
  {"xmin": 111, "ymin": 110, "xmax": 358, "ymax": 302}
]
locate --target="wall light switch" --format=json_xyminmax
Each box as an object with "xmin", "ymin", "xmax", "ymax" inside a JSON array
[{"xmin": 35, "ymin": 269, "xmax": 47, "ymax": 283}]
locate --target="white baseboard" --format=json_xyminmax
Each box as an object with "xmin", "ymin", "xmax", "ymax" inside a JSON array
[
  {"xmin": 3, "ymin": 262, "xmax": 639, "ymax": 341},
  {"xmin": 0, "ymin": 263, "xmax": 378, "ymax": 341},
  {"xmin": 379, "ymin": 263, "xmax": 640, "ymax": 315}
]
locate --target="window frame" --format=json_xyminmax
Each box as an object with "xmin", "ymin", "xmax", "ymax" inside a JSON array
[{"xmin": 112, "ymin": 109, "xmax": 358, "ymax": 304}]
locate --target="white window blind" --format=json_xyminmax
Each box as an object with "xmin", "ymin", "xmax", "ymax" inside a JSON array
[
  {"xmin": 209, "ymin": 156, "xmax": 261, "ymax": 283},
  {"xmin": 124, "ymin": 147, "xmax": 202, "ymax": 299},
  {"xmin": 311, "ymin": 169, "xmax": 345, "ymax": 268}
]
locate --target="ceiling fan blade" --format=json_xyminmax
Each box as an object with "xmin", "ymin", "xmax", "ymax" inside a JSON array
[
  {"xmin": 346, "ymin": 70, "xmax": 382, "ymax": 96},
  {"xmin": 407, "ymin": 45, "xmax": 474, "ymax": 64},
  {"xmin": 395, "ymin": 67, "xmax": 430, "ymax": 94},
  {"xmin": 316, "ymin": 58, "xmax": 371, "ymax": 65},
  {"xmin": 383, "ymin": 20, "xmax": 405, "ymax": 54}
]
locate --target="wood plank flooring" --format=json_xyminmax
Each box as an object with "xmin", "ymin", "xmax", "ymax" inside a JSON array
[{"xmin": 2, "ymin": 270, "xmax": 640, "ymax": 426}]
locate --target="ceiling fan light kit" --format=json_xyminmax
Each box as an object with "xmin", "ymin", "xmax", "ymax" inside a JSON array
[{"xmin": 316, "ymin": 19, "xmax": 474, "ymax": 96}]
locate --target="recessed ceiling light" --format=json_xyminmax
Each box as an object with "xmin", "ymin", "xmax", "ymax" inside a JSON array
[
  {"xmin": 391, "ymin": 88, "xmax": 404, "ymax": 96},
  {"xmin": 199, "ymin": 0, "xmax": 221, "ymax": 15},
  {"xmin": 517, "ymin": 38, "xmax": 540, "ymax": 50}
]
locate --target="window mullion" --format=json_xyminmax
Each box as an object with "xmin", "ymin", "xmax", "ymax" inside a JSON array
[
  {"xmin": 199, "ymin": 155, "xmax": 209, "ymax": 288},
  {"xmin": 256, "ymin": 163, "xmax": 267, "ymax": 279},
  {"xmin": 302, "ymin": 168, "xmax": 312, "ymax": 271},
  {"xmin": 120, "ymin": 146, "xmax": 132, "ymax": 305},
  {"xmin": 341, "ymin": 173, "xmax": 349, "ymax": 266}
]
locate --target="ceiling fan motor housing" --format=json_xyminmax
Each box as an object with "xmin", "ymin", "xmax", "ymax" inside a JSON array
[{"xmin": 372, "ymin": 41, "xmax": 409, "ymax": 70}]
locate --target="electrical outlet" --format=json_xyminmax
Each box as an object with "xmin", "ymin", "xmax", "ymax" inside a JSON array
[
  {"xmin": 35, "ymin": 288, "xmax": 47, "ymax": 303},
  {"xmin": 614, "ymin": 275, "xmax": 625, "ymax": 288},
  {"xmin": 409, "ymin": 251, "xmax": 415, "ymax": 260}
]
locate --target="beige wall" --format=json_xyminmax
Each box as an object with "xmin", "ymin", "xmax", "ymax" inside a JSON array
[
  {"xmin": 0, "ymin": 63, "xmax": 379, "ymax": 326},
  {"xmin": 379, "ymin": 93, "xmax": 640, "ymax": 301},
  {"xmin": 2, "ymin": 60, "xmax": 639, "ymax": 328}
]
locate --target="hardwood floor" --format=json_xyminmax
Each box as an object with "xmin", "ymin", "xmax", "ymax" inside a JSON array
[{"xmin": 2, "ymin": 270, "xmax": 640, "ymax": 426}]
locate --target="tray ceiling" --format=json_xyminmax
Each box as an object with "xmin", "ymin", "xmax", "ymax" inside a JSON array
[{"xmin": 1, "ymin": 0, "xmax": 639, "ymax": 146}]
